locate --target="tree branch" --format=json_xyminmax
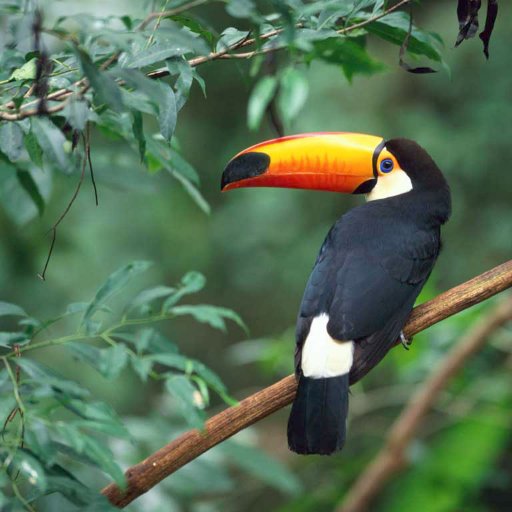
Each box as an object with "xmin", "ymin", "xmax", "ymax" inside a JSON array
[
  {"xmin": 101, "ymin": 259, "xmax": 512, "ymax": 508},
  {"xmin": 337, "ymin": 294, "xmax": 512, "ymax": 512}
]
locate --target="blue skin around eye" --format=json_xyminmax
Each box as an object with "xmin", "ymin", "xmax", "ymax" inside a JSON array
[{"xmin": 380, "ymin": 159, "xmax": 394, "ymax": 173}]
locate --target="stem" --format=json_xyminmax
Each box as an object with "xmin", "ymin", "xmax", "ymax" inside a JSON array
[
  {"xmin": 4, "ymin": 333, "xmax": 91, "ymax": 358},
  {"xmin": 2, "ymin": 358, "xmax": 26, "ymax": 415}
]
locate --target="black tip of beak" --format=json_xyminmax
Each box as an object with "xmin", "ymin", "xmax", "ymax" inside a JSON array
[{"xmin": 221, "ymin": 151, "xmax": 270, "ymax": 190}]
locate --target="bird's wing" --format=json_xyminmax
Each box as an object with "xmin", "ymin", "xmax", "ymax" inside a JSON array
[{"xmin": 295, "ymin": 205, "xmax": 440, "ymax": 378}]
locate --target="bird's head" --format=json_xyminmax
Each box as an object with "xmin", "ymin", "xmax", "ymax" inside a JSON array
[{"xmin": 221, "ymin": 133, "xmax": 449, "ymax": 205}]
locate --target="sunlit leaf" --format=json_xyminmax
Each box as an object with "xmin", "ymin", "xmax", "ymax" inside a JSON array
[
  {"xmin": 8, "ymin": 57, "xmax": 37, "ymax": 81},
  {"xmin": 277, "ymin": 68, "xmax": 309, "ymax": 124},
  {"xmin": 247, "ymin": 76, "xmax": 278, "ymax": 131}
]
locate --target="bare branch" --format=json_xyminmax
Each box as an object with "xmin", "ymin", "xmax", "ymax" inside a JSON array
[
  {"xmin": 337, "ymin": 294, "xmax": 512, "ymax": 512},
  {"xmin": 101, "ymin": 259, "xmax": 512, "ymax": 508}
]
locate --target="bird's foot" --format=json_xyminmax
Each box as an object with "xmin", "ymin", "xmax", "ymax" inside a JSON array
[{"xmin": 400, "ymin": 331, "xmax": 412, "ymax": 350}]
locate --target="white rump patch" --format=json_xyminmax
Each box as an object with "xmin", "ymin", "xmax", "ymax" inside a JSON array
[
  {"xmin": 367, "ymin": 169, "xmax": 412, "ymax": 201},
  {"xmin": 301, "ymin": 314, "xmax": 354, "ymax": 378}
]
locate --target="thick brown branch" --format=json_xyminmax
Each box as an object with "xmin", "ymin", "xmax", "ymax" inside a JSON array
[
  {"xmin": 337, "ymin": 294, "xmax": 512, "ymax": 512},
  {"xmin": 102, "ymin": 259, "xmax": 512, "ymax": 508}
]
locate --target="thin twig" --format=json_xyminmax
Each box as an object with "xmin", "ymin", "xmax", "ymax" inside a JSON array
[
  {"xmin": 85, "ymin": 124, "xmax": 98, "ymax": 206},
  {"xmin": 38, "ymin": 140, "xmax": 88, "ymax": 280},
  {"xmin": 337, "ymin": 295, "xmax": 512, "ymax": 512},
  {"xmin": 101, "ymin": 260, "xmax": 512, "ymax": 508}
]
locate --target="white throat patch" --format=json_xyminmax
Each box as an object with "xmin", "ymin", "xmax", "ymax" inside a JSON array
[
  {"xmin": 301, "ymin": 314, "xmax": 354, "ymax": 378},
  {"xmin": 366, "ymin": 169, "xmax": 413, "ymax": 201}
]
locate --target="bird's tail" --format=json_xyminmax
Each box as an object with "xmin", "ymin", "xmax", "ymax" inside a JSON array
[{"xmin": 287, "ymin": 373, "xmax": 349, "ymax": 455}]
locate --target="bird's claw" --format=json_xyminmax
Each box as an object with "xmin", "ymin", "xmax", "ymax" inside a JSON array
[{"xmin": 400, "ymin": 331, "xmax": 411, "ymax": 350}]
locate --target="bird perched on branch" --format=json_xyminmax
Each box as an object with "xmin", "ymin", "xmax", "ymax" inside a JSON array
[{"xmin": 221, "ymin": 133, "xmax": 451, "ymax": 455}]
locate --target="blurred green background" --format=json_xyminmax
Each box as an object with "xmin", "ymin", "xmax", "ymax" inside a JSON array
[{"xmin": 1, "ymin": 1, "xmax": 511, "ymax": 511}]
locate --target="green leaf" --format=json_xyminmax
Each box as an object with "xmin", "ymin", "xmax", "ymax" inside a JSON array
[
  {"xmin": 31, "ymin": 117, "xmax": 71, "ymax": 173},
  {"xmin": 63, "ymin": 98, "xmax": 91, "ymax": 132},
  {"xmin": 68, "ymin": 342, "xmax": 129, "ymax": 381},
  {"xmin": 130, "ymin": 354, "xmax": 153, "ymax": 381},
  {"xmin": 16, "ymin": 170, "xmax": 45, "ymax": 216},
  {"xmin": 76, "ymin": 48, "xmax": 124, "ymax": 112},
  {"xmin": 168, "ymin": 304, "xmax": 246, "ymax": 332},
  {"xmin": 220, "ymin": 442, "xmax": 300, "ymax": 495},
  {"xmin": 247, "ymin": 76, "xmax": 278, "ymax": 131},
  {"xmin": 131, "ymin": 110, "xmax": 146, "ymax": 162},
  {"xmin": 216, "ymin": 27, "xmax": 249, "ymax": 52},
  {"xmin": 83, "ymin": 436, "xmax": 126, "ymax": 488},
  {"xmin": 127, "ymin": 285, "xmax": 175, "ymax": 313},
  {"xmin": 158, "ymin": 83, "xmax": 177, "ymax": 142},
  {"xmin": 24, "ymin": 131, "xmax": 43, "ymax": 167},
  {"xmin": 8, "ymin": 449, "xmax": 47, "ymax": 492},
  {"xmin": 127, "ymin": 43, "xmax": 190, "ymax": 69},
  {"xmin": 98, "ymin": 344, "xmax": 129, "ymax": 380},
  {"xmin": 277, "ymin": 68, "xmax": 309, "ymax": 124},
  {"xmin": 0, "ymin": 122, "xmax": 23, "ymax": 161},
  {"xmin": 168, "ymin": 59, "xmax": 193, "ymax": 111},
  {"xmin": 309, "ymin": 38, "xmax": 385, "ymax": 80},
  {"xmin": 165, "ymin": 375, "xmax": 205, "ymax": 429},
  {"xmin": 81, "ymin": 261, "xmax": 152, "ymax": 329},
  {"xmin": 366, "ymin": 12, "xmax": 442, "ymax": 62},
  {"xmin": 0, "ymin": 301, "xmax": 27, "ymax": 317},
  {"xmin": 15, "ymin": 359, "xmax": 90, "ymax": 398},
  {"xmin": 162, "ymin": 271, "xmax": 206, "ymax": 309},
  {"xmin": 8, "ymin": 57, "xmax": 37, "ymax": 81}
]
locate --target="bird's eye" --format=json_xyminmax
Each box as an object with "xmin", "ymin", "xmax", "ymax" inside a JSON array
[{"xmin": 380, "ymin": 159, "xmax": 394, "ymax": 173}]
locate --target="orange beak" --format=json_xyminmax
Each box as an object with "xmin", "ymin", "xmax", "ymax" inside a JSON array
[{"xmin": 221, "ymin": 132, "xmax": 386, "ymax": 194}]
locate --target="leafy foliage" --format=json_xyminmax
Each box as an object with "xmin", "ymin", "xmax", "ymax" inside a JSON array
[
  {"xmin": 0, "ymin": 0, "xmax": 451, "ymax": 229},
  {"xmin": 0, "ymin": 262, "xmax": 262, "ymax": 509}
]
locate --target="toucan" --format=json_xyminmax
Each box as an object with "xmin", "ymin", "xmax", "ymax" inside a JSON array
[{"xmin": 221, "ymin": 133, "xmax": 451, "ymax": 455}]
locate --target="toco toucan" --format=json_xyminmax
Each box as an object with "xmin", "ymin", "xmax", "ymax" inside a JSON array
[{"xmin": 221, "ymin": 133, "xmax": 451, "ymax": 455}]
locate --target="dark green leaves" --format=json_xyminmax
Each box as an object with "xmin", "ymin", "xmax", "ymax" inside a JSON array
[
  {"xmin": 157, "ymin": 82, "xmax": 177, "ymax": 142},
  {"xmin": 76, "ymin": 48, "xmax": 123, "ymax": 112},
  {"xmin": 16, "ymin": 170, "xmax": 45, "ymax": 216},
  {"xmin": 0, "ymin": 122, "xmax": 23, "ymax": 161},
  {"xmin": 309, "ymin": 38, "xmax": 385, "ymax": 80},
  {"xmin": 31, "ymin": 117, "xmax": 71, "ymax": 173},
  {"xmin": 366, "ymin": 11, "xmax": 443, "ymax": 63}
]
